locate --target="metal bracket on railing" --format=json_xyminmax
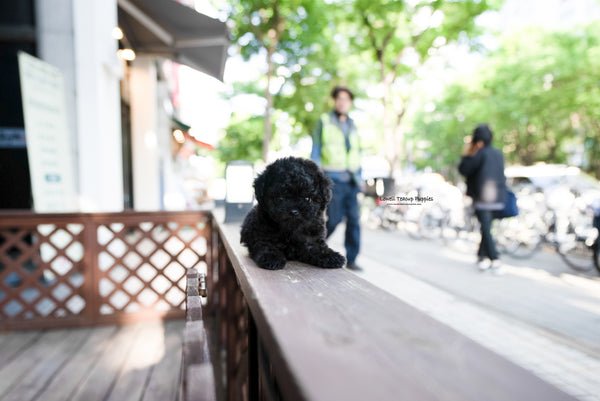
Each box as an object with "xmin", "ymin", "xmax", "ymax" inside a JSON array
[{"xmin": 198, "ymin": 273, "xmax": 207, "ymax": 298}]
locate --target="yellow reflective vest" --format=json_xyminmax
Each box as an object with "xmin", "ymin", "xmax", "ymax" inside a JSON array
[{"xmin": 320, "ymin": 113, "xmax": 361, "ymax": 172}]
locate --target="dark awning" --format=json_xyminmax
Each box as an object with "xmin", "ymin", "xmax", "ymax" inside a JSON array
[{"xmin": 117, "ymin": 0, "xmax": 229, "ymax": 81}]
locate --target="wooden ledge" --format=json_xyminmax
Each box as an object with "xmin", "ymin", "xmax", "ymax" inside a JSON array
[{"xmin": 214, "ymin": 218, "xmax": 576, "ymax": 401}]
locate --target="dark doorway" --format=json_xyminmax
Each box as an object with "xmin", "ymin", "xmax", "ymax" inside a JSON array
[
  {"xmin": 0, "ymin": 1, "xmax": 36, "ymax": 210},
  {"xmin": 121, "ymin": 100, "xmax": 134, "ymax": 210}
]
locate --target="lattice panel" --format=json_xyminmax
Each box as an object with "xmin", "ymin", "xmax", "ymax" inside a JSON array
[
  {"xmin": 95, "ymin": 219, "xmax": 209, "ymax": 316},
  {"xmin": 0, "ymin": 224, "xmax": 87, "ymax": 322}
]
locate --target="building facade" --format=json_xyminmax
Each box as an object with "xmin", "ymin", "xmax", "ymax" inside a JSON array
[{"xmin": 0, "ymin": 0, "xmax": 227, "ymax": 212}]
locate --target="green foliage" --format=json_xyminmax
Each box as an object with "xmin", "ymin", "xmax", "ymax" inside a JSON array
[
  {"xmin": 222, "ymin": 0, "xmax": 500, "ymax": 168},
  {"xmin": 229, "ymin": 0, "xmax": 322, "ymax": 61},
  {"xmin": 217, "ymin": 114, "xmax": 265, "ymax": 164},
  {"xmin": 220, "ymin": 1, "xmax": 600, "ymax": 180},
  {"xmin": 223, "ymin": 0, "xmax": 365, "ymax": 159},
  {"xmin": 341, "ymin": 0, "xmax": 502, "ymax": 171},
  {"xmin": 274, "ymin": 13, "xmax": 364, "ymax": 143},
  {"xmin": 411, "ymin": 23, "xmax": 600, "ymax": 178}
]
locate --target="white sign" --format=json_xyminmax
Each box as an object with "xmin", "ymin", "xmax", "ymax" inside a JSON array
[
  {"xmin": 18, "ymin": 51, "xmax": 77, "ymax": 212},
  {"xmin": 225, "ymin": 164, "xmax": 254, "ymax": 203}
]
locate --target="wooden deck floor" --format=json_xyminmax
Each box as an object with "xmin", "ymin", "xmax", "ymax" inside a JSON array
[{"xmin": 0, "ymin": 319, "xmax": 185, "ymax": 401}]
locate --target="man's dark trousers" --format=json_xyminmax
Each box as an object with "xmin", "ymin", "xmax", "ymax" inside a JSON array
[
  {"xmin": 475, "ymin": 209, "xmax": 499, "ymax": 260},
  {"xmin": 325, "ymin": 180, "xmax": 360, "ymax": 264}
]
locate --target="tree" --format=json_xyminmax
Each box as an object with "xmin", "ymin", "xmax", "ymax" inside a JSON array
[
  {"xmin": 228, "ymin": 0, "xmax": 334, "ymax": 162},
  {"xmin": 342, "ymin": 0, "xmax": 502, "ymax": 173},
  {"xmin": 274, "ymin": 13, "xmax": 363, "ymax": 149},
  {"xmin": 217, "ymin": 113, "xmax": 264, "ymax": 163},
  {"xmin": 411, "ymin": 23, "xmax": 600, "ymax": 178}
]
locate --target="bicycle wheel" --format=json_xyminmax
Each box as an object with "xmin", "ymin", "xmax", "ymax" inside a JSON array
[
  {"xmin": 508, "ymin": 238, "xmax": 543, "ymax": 259},
  {"xmin": 365, "ymin": 209, "xmax": 384, "ymax": 230},
  {"xmin": 497, "ymin": 222, "xmax": 543, "ymax": 259},
  {"xmin": 557, "ymin": 237, "xmax": 595, "ymax": 271},
  {"xmin": 404, "ymin": 208, "xmax": 423, "ymax": 240},
  {"xmin": 440, "ymin": 222, "xmax": 460, "ymax": 245},
  {"xmin": 418, "ymin": 210, "xmax": 444, "ymax": 240},
  {"xmin": 496, "ymin": 209, "xmax": 547, "ymax": 258},
  {"xmin": 446, "ymin": 214, "xmax": 480, "ymax": 251},
  {"xmin": 495, "ymin": 218, "xmax": 520, "ymax": 255}
]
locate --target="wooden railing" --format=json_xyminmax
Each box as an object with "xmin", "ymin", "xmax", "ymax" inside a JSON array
[
  {"xmin": 0, "ymin": 211, "xmax": 211, "ymax": 330},
  {"xmin": 211, "ymin": 219, "xmax": 579, "ymax": 401}
]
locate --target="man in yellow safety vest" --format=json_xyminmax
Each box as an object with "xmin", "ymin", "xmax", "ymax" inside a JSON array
[{"xmin": 310, "ymin": 86, "xmax": 362, "ymax": 270}]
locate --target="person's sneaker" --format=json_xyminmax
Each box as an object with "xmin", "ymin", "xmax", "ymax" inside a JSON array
[
  {"xmin": 346, "ymin": 263, "xmax": 363, "ymax": 271},
  {"xmin": 477, "ymin": 258, "xmax": 491, "ymax": 271},
  {"xmin": 490, "ymin": 260, "xmax": 505, "ymax": 275}
]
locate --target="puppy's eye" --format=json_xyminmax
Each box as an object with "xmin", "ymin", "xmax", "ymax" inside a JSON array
[{"xmin": 305, "ymin": 197, "xmax": 312, "ymax": 202}]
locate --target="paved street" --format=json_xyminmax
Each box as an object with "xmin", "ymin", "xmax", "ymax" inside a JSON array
[{"xmin": 328, "ymin": 224, "xmax": 600, "ymax": 401}]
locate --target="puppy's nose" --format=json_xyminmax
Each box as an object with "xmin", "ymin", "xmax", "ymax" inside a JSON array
[{"xmin": 290, "ymin": 209, "xmax": 299, "ymax": 216}]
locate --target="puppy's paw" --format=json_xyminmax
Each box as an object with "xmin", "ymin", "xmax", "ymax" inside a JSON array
[
  {"xmin": 261, "ymin": 258, "xmax": 286, "ymax": 270},
  {"xmin": 251, "ymin": 248, "xmax": 287, "ymax": 270},
  {"xmin": 256, "ymin": 256, "xmax": 287, "ymax": 270},
  {"xmin": 319, "ymin": 251, "xmax": 346, "ymax": 269}
]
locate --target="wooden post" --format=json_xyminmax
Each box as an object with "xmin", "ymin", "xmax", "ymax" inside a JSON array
[
  {"xmin": 248, "ymin": 309, "xmax": 259, "ymax": 401},
  {"xmin": 182, "ymin": 263, "xmax": 217, "ymax": 401},
  {"xmin": 83, "ymin": 214, "xmax": 99, "ymax": 325}
]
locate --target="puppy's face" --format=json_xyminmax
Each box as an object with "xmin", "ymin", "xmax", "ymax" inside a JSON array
[{"xmin": 254, "ymin": 157, "xmax": 331, "ymax": 226}]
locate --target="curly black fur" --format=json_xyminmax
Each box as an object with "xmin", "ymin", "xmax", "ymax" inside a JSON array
[{"xmin": 240, "ymin": 157, "xmax": 346, "ymax": 270}]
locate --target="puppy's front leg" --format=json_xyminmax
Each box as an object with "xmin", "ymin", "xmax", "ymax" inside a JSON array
[
  {"xmin": 250, "ymin": 245, "xmax": 287, "ymax": 270},
  {"xmin": 297, "ymin": 239, "xmax": 345, "ymax": 269}
]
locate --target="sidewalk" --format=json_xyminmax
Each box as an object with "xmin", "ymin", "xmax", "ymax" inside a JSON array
[{"xmin": 328, "ymin": 227, "xmax": 600, "ymax": 401}]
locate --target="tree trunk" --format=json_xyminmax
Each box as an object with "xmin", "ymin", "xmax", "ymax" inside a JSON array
[
  {"xmin": 588, "ymin": 118, "xmax": 600, "ymax": 179},
  {"xmin": 393, "ymin": 107, "xmax": 407, "ymax": 172},
  {"xmin": 382, "ymin": 92, "xmax": 395, "ymax": 173},
  {"xmin": 263, "ymin": 45, "xmax": 276, "ymax": 163},
  {"xmin": 520, "ymin": 129, "xmax": 536, "ymax": 165},
  {"xmin": 544, "ymin": 124, "xmax": 558, "ymax": 162},
  {"xmin": 380, "ymin": 62, "xmax": 396, "ymax": 174}
]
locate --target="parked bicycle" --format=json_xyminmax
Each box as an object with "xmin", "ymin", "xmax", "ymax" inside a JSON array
[{"xmin": 496, "ymin": 186, "xmax": 600, "ymax": 273}]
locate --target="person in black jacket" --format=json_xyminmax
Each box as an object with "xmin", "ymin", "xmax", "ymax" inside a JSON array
[{"xmin": 458, "ymin": 124, "xmax": 507, "ymax": 274}]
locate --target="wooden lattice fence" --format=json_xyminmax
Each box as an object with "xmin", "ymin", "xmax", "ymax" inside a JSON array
[{"xmin": 0, "ymin": 211, "xmax": 211, "ymax": 330}]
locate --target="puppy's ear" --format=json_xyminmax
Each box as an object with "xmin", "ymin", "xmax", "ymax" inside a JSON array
[
  {"xmin": 253, "ymin": 170, "xmax": 267, "ymax": 205},
  {"xmin": 316, "ymin": 170, "xmax": 332, "ymax": 210}
]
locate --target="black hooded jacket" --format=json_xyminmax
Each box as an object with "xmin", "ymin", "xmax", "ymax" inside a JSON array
[{"xmin": 458, "ymin": 144, "xmax": 507, "ymax": 209}]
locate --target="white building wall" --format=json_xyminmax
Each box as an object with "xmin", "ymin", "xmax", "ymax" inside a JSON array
[
  {"xmin": 130, "ymin": 56, "xmax": 161, "ymax": 210},
  {"xmin": 37, "ymin": 0, "xmax": 124, "ymax": 212},
  {"xmin": 72, "ymin": 0, "xmax": 123, "ymax": 211},
  {"xmin": 157, "ymin": 79, "xmax": 177, "ymax": 210}
]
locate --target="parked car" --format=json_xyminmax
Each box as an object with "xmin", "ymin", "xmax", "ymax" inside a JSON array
[{"xmin": 505, "ymin": 164, "xmax": 600, "ymax": 194}]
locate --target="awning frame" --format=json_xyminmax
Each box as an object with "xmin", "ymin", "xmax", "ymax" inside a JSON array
[
  {"xmin": 119, "ymin": 0, "xmax": 175, "ymax": 46},
  {"xmin": 117, "ymin": 0, "xmax": 229, "ymax": 81}
]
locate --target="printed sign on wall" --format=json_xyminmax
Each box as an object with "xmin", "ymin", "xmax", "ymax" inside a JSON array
[{"xmin": 18, "ymin": 51, "xmax": 77, "ymax": 212}]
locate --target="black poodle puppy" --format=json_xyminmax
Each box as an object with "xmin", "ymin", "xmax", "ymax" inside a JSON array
[{"xmin": 240, "ymin": 157, "xmax": 346, "ymax": 270}]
